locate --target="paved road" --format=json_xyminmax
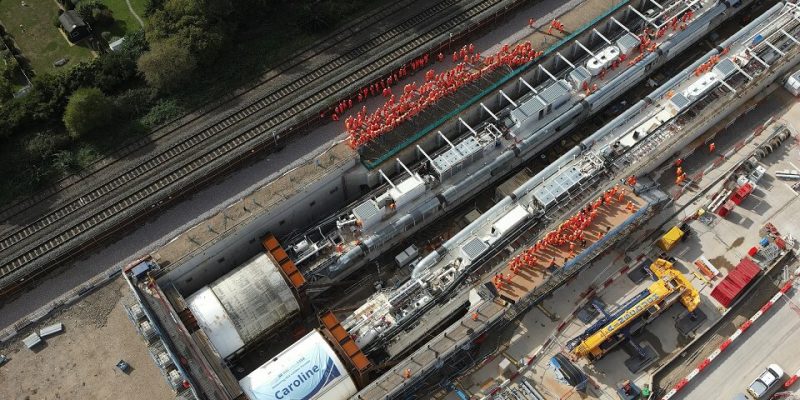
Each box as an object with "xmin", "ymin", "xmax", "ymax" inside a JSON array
[
  {"xmin": 675, "ymin": 282, "xmax": 800, "ymax": 400},
  {"xmin": 0, "ymin": 0, "xmax": 582, "ymax": 329}
]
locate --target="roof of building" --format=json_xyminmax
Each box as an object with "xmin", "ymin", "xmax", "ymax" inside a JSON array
[{"xmin": 59, "ymin": 10, "xmax": 86, "ymax": 33}]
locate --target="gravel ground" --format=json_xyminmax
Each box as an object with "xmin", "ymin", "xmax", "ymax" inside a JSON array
[{"xmin": 0, "ymin": 279, "xmax": 174, "ymax": 400}]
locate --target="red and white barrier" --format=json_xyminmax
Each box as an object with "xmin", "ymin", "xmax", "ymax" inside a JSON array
[{"xmin": 661, "ymin": 281, "xmax": 793, "ymax": 400}]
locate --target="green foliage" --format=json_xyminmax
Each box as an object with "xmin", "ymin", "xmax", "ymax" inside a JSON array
[
  {"xmin": 139, "ymin": 97, "xmax": 182, "ymax": 128},
  {"xmin": 137, "ymin": 37, "xmax": 195, "ymax": 92},
  {"xmin": 92, "ymin": 7, "xmax": 115, "ymax": 27},
  {"xmin": 120, "ymin": 29, "xmax": 148, "ymax": 57},
  {"xmin": 51, "ymin": 149, "xmax": 77, "ymax": 172},
  {"xmin": 73, "ymin": 145, "xmax": 100, "ymax": 169},
  {"xmin": 77, "ymin": 0, "xmax": 106, "ymax": 24},
  {"xmin": 0, "ymin": 75, "xmax": 11, "ymax": 101},
  {"xmin": 96, "ymin": 51, "xmax": 138, "ymax": 92},
  {"xmin": 138, "ymin": 0, "xmax": 232, "ymax": 90},
  {"xmin": 143, "ymin": 0, "xmax": 163, "ymax": 16},
  {"xmin": 53, "ymin": 12, "xmax": 63, "ymax": 28},
  {"xmin": 63, "ymin": 87, "xmax": 115, "ymax": 138},
  {"xmin": 26, "ymin": 131, "xmax": 70, "ymax": 160},
  {"xmin": 113, "ymin": 87, "xmax": 156, "ymax": 119}
]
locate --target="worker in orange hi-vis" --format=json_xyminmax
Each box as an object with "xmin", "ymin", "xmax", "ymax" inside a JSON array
[
  {"xmin": 403, "ymin": 369, "xmax": 412, "ymax": 379},
  {"xmin": 709, "ymin": 142, "xmax": 716, "ymax": 153},
  {"xmin": 676, "ymin": 166, "xmax": 683, "ymax": 176},
  {"xmin": 471, "ymin": 311, "xmax": 479, "ymax": 321}
]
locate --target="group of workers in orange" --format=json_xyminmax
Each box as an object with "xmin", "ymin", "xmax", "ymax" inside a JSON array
[
  {"xmin": 547, "ymin": 19, "xmax": 566, "ymax": 35},
  {"xmin": 346, "ymin": 40, "xmax": 546, "ymax": 148},
  {"xmin": 343, "ymin": 7, "xmax": 700, "ymax": 149},
  {"xmin": 329, "ymin": 54, "xmax": 433, "ymax": 122},
  {"xmin": 493, "ymin": 183, "xmax": 637, "ymax": 291},
  {"xmin": 694, "ymin": 54, "xmax": 724, "ymax": 77}
]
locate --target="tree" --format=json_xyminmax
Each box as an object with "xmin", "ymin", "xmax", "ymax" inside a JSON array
[
  {"xmin": 63, "ymin": 87, "xmax": 114, "ymax": 138},
  {"xmin": 0, "ymin": 76, "xmax": 11, "ymax": 101},
  {"xmin": 137, "ymin": 38, "xmax": 196, "ymax": 92},
  {"xmin": 96, "ymin": 51, "xmax": 138, "ymax": 92}
]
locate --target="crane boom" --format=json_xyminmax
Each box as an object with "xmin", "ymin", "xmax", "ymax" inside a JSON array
[{"xmin": 570, "ymin": 259, "xmax": 700, "ymax": 359}]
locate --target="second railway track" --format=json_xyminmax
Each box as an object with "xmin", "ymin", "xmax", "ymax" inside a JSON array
[
  {"xmin": 0, "ymin": 0, "xmax": 524, "ymax": 291},
  {"xmin": 0, "ymin": 0, "xmax": 459, "ymax": 254}
]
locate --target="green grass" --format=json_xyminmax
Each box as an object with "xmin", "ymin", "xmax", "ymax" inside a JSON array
[
  {"xmin": 0, "ymin": 0, "xmax": 94, "ymax": 74},
  {"xmin": 102, "ymin": 0, "xmax": 146, "ymax": 39}
]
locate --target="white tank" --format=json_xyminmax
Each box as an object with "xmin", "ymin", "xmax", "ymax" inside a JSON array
[
  {"xmin": 586, "ymin": 45, "xmax": 621, "ymax": 76},
  {"xmin": 355, "ymin": 328, "xmax": 379, "ymax": 348},
  {"xmin": 186, "ymin": 253, "xmax": 301, "ymax": 359}
]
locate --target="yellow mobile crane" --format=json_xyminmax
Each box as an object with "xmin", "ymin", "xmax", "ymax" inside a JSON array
[{"xmin": 568, "ymin": 259, "xmax": 699, "ymax": 360}]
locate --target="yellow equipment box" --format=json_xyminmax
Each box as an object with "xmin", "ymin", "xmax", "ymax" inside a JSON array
[{"xmin": 658, "ymin": 226, "xmax": 685, "ymax": 251}]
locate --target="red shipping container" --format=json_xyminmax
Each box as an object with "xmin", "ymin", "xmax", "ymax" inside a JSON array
[
  {"xmin": 717, "ymin": 200, "xmax": 736, "ymax": 217},
  {"xmin": 730, "ymin": 183, "xmax": 754, "ymax": 205},
  {"xmin": 710, "ymin": 257, "xmax": 761, "ymax": 307}
]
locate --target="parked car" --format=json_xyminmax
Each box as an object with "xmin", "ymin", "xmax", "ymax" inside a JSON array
[{"xmin": 747, "ymin": 364, "xmax": 784, "ymax": 399}]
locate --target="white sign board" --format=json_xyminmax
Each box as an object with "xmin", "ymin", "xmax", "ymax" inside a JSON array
[{"xmin": 239, "ymin": 331, "xmax": 356, "ymax": 400}]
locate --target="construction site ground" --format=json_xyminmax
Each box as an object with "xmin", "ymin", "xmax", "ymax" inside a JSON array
[
  {"xmin": 445, "ymin": 76, "xmax": 800, "ymax": 398},
  {"xmin": 0, "ymin": 278, "xmax": 174, "ymax": 400},
  {"xmin": 672, "ymin": 279, "xmax": 800, "ymax": 400}
]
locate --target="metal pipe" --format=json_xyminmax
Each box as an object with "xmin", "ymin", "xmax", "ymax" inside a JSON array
[
  {"xmin": 379, "ymin": 169, "xmax": 397, "ymax": 189},
  {"xmin": 628, "ymin": 5, "xmax": 658, "ymax": 29},
  {"xmin": 417, "ymin": 145, "xmax": 436, "ymax": 166},
  {"xmin": 593, "ymin": 29, "xmax": 611, "ymax": 45},
  {"xmin": 610, "ymin": 17, "xmax": 633, "ymax": 34},
  {"xmin": 539, "ymin": 65, "xmax": 559, "ymax": 82},
  {"xmin": 763, "ymin": 40, "xmax": 786, "ymax": 56},
  {"xmin": 459, "ymin": 118, "xmax": 478, "ymax": 135},
  {"xmin": 438, "ymin": 131, "xmax": 461, "ymax": 154},
  {"xmin": 781, "ymin": 29, "xmax": 800, "ymax": 45},
  {"xmin": 499, "ymin": 90, "xmax": 518, "ymax": 107},
  {"xmin": 557, "ymin": 52, "xmax": 576, "ymax": 68},
  {"xmin": 480, "ymin": 103, "xmax": 499, "ymax": 121},
  {"xmin": 396, "ymin": 158, "xmax": 416, "ymax": 181},
  {"xmin": 731, "ymin": 60, "xmax": 753, "ymax": 81},
  {"xmin": 574, "ymin": 41, "xmax": 596, "ymax": 57}
]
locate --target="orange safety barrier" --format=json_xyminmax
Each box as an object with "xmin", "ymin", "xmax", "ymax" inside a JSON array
[
  {"xmin": 262, "ymin": 233, "xmax": 306, "ymax": 288},
  {"xmin": 320, "ymin": 312, "xmax": 371, "ymax": 373}
]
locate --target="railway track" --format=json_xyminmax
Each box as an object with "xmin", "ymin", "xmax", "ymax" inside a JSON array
[
  {"xmin": 0, "ymin": 0, "xmax": 521, "ymax": 292},
  {"xmin": 0, "ymin": 0, "xmax": 415, "ymax": 230}
]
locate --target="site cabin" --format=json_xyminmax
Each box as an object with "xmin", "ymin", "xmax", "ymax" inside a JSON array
[{"xmin": 59, "ymin": 10, "xmax": 91, "ymax": 43}]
